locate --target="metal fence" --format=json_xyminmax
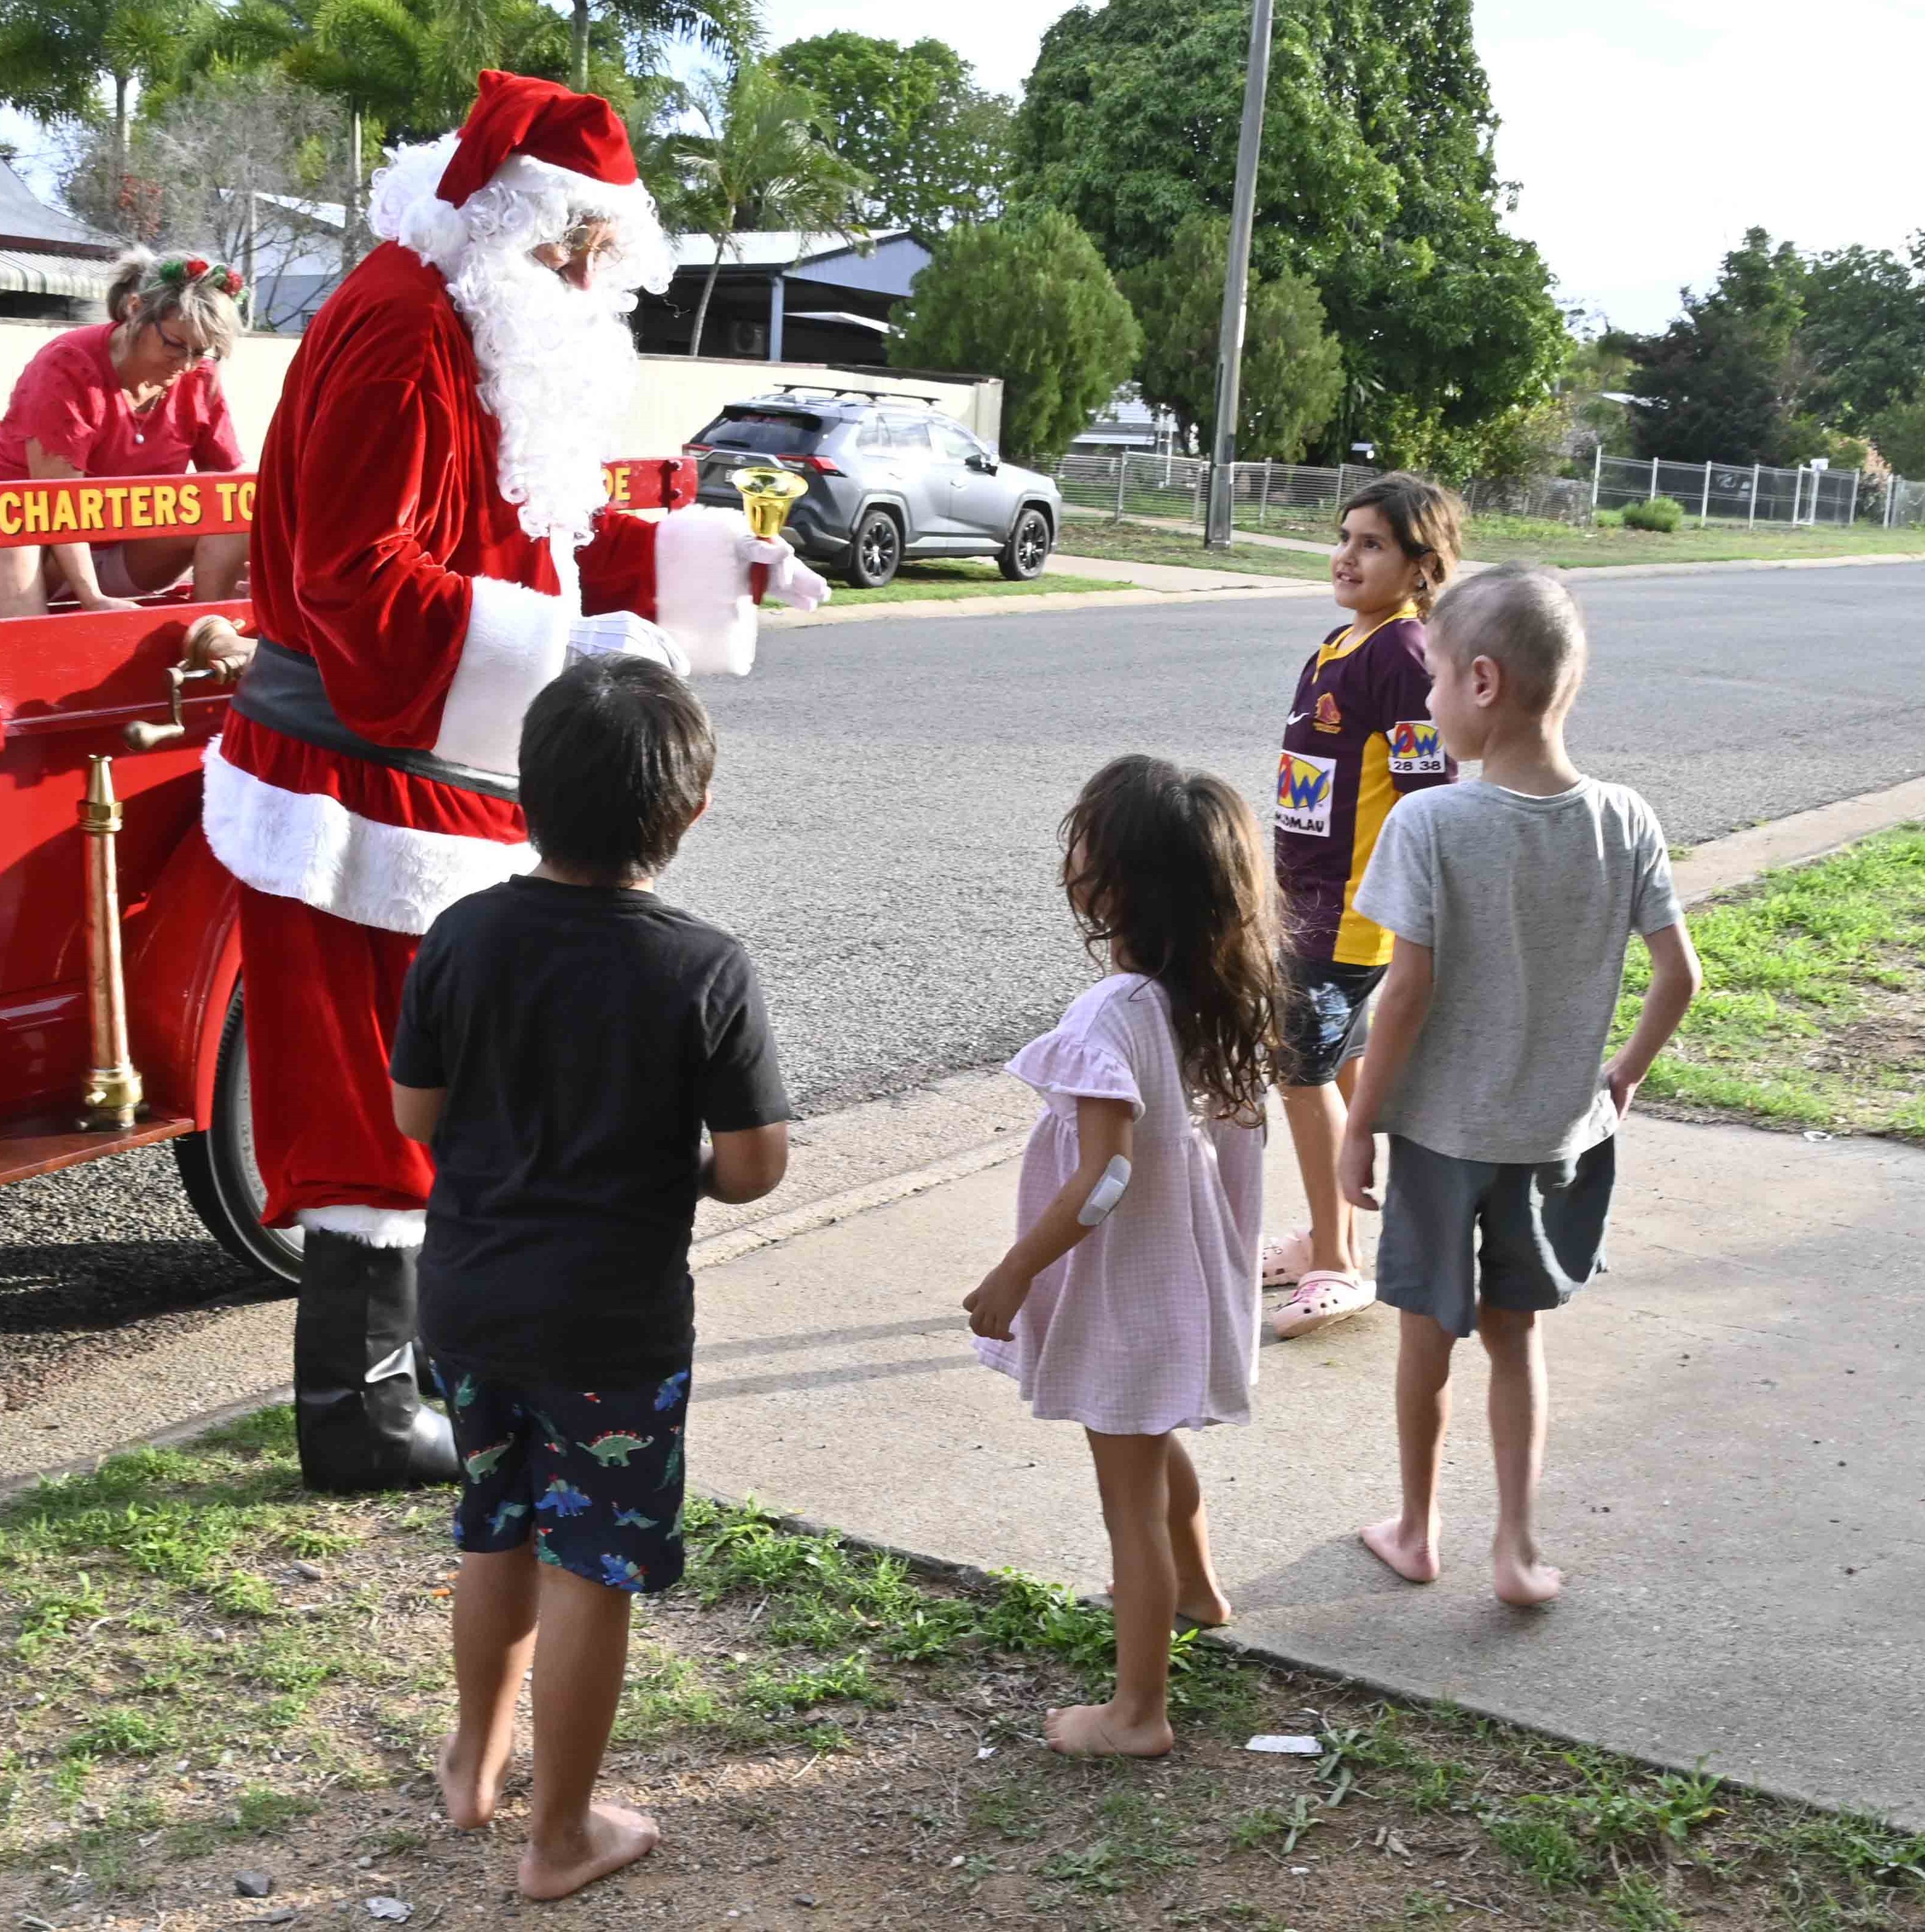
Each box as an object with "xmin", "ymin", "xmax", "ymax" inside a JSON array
[
  {"xmin": 1052, "ymin": 448, "xmax": 1907, "ymax": 532},
  {"xmin": 1052, "ymin": 452, "xmax": 1380, "ymax": 530},
  {"xmin": 1593, "ymin": 451, "xmax": 1860, "ymax": 526}
]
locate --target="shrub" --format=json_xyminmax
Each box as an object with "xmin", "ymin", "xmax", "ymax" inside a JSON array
[
  {"xmin": 1622, "ymin": 495, "xmax": 1684, "ymax": 532},
  {"xmin": 1592, "ymin": 507, "xmax": 1624, "ymax": 529}
]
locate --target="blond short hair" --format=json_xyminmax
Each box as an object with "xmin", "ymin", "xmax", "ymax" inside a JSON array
[
  {"xmin": 106, "ymin": 248, "xmax": 242, "ymax": 359},
  {"xmin": 1427, "ymin": 564, "xmax": 1589, "ymax": 717}
]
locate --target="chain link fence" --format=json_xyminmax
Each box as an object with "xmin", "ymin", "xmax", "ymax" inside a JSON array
[
  {"xmin": 1593, "ymin": 452, "xmax": 1862, "ymax": 526},
  {"xmin": 1050, "ymin": 449, "xmax": 1909, "ymax": 532}
]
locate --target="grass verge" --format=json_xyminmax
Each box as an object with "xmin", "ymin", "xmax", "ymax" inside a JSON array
[
  {"xmin": 1058, "ymin": 515, "xmax": 1334, "ymax": 579},
  {"xmin": 3, "ymin": 1411, "xmax": 1921, "ymax": 1928},
  {"xmin": 822, "ymin": 559, "xmax": 1131, "ymax": 606},
  {"xmin": 1621, "ymin": 823, "xmax": 1925, "ymax": 1139},
  {"xmin": 1454, "ymin": 512, "xmax": 1925, "ymax": 570}
]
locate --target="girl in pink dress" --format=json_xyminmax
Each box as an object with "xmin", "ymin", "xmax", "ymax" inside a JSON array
[{"xmin": 966, "ymin": 754, "xmax": 1290, "ymax": 1757}]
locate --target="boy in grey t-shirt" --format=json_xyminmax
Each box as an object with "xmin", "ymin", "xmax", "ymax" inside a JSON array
[{"xmin": 1339, "ymin": 565, "xmax": 1700, "ymax": 1608}]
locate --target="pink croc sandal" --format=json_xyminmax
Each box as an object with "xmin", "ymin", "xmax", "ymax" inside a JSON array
[
  {"xmin": 1261, "ymin": 1226, "xmax": 1315, "ymax": 1286},
  {"xmin": 1273, "ymin": 1270, "xmax": 1376, "ymax": 1341}
]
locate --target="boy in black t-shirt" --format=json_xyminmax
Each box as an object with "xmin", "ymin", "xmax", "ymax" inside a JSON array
[{"xmin": 390, "ymin": 657, "xmax": 789, "ymax": 1901}]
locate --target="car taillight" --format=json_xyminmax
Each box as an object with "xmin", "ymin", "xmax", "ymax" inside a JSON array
[
  {"xmin": 683, "ymin": 443, "xmax": 712, "ymax": 457},
  {"xmin": 800, "ymin": 455, "xmax": 842, "ymax": 475}
]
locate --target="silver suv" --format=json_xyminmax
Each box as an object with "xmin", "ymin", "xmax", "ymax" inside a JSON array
[{"xmin": 686, "ymin": 387, "xmax": 1061, "ymax": 589}]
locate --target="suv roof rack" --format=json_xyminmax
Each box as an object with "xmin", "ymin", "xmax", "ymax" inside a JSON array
[{"xmin": 771, "ymin": 383, "xmax": 943, "ymax": 407}]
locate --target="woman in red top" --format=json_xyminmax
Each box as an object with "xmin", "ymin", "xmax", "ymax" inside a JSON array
[{"xmin": 0, "ymin": 248, "xmax": 249, "ymax": 616}]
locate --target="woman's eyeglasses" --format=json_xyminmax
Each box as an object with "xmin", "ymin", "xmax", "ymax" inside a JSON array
[{"xmin": 153, "ymin": 321, "xmax": 218, "ymax": 365}]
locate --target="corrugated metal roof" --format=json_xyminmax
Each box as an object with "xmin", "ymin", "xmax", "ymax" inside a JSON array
[
  {"xmin": 0, "ymin": 161, "xmax": 115, "ymax": 254},
  {"xmin": 0, "ymin": 247, "xmax": 113, "ymax": 299},
  {"xmin": 669, "ymin": 228, "xmax": 906, "ymax": 272}
]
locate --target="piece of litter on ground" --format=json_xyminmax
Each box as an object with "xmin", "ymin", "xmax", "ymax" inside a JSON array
[
  {"xmin": 365, "ymin": 1899, "xmax": 411, "ymax": 1922},
  {"xmin": 975, "ymin": 1745, "xmax": 997, "ymax": 1760},
  {"xmin": 950, "ymin": 1855, "xmax": 966, "ymax": 1867},
  {"xmin": 1245, "ymin": 1734, "xmax": 1322, "ymax": 1754},
  {"xmin": 1803, "ymin": 1130, "xmax": 1833, "ymax": 1142}
]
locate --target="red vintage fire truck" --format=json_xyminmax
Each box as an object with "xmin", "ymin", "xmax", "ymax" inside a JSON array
[{"xmin": 0, "ymin": 457, "xmax": 698, "ymax": 1286}]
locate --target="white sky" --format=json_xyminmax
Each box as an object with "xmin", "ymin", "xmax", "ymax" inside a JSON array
[
  {"xmin": 751, "ymin": 0, "xmax": 1925, "ymax": 334},
  {"xmin": 11, "ymin": 1, "xmax": 1920, "ymax": 333}
]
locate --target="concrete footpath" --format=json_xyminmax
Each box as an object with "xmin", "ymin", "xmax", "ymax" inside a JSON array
[{"xmin": 4, "ymin": 782, "xmax": 1923, "ymax": 1824}]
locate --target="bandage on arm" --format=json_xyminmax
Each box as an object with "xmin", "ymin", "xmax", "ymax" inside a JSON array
[{"xmin": 1076, "ymin": 1154, "xmax": 1132, "ymax": 1226}]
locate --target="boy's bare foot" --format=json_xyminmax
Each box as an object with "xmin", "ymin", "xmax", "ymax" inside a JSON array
[
  {"xmin": 1360, "ymin": 1515, "xmax": 1441, "ymax": 1583},
  {"xmin": 435, "ymin": 1733, "xmax": 510, "ymax": 1829},
  {"xmin": 1044, "ymin": 1703, "xmax": 1174, "ymax": 1758},
  {"xmin": 519, "ymin": 1803, "xmax": 660, "ymax": 1900},
  {"xmin": 1493, "ymin": 1541, "xmax": 1562, "ymax": 1606}
]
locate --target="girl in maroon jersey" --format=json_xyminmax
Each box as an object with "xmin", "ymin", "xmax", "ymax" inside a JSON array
[{"xmin": 1267, "ymin": 474, "xmax": 1462, "ymax": 1339}]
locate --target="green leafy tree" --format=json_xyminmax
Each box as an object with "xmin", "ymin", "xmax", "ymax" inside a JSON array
[
  {"xmin": 771, "ymin": 31, "xmax": 1014, "ymax": 231},
  {"xmin": 1014, "ymin": 0, "xmax": 1564, "ymax": 467},
  {"xmin": 1120, "ymin": 213, "xmax": 1340, "ymax": 457},
  {"xmin": 0, "ymin": 0, "xmax": 213, "ymax": 231},
  {"xmin": 890, "ymin": 205, "xmax": 1142, "ymax": 462},
  {"xmin": 561, "ymin": 0, "xmax": 757, "ymax": 97},
  {"xmin": 1797, "ymin": 240, "xmax": 1925, "ymax": 432},
  {"xmin": 1628, "ymin": 227, "xmax": 1807, "ymax": 464},
  {"xmin": 678, "ymin": 60, "xmax": 869, "ymax": 356},
  {"xmin": 1871, "ymin": 388, "xmax": 1925, "ymax": 476}
]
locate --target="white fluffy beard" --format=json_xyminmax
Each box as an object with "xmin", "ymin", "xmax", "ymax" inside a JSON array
[{"xmin": 444, "ymin": 237, "xmax": 638, "ymax": 552}]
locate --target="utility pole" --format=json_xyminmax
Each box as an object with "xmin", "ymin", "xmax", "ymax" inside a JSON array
[{"xmin": 1203, "ymin": 0, "xmax": 1274, "ymax": 548}]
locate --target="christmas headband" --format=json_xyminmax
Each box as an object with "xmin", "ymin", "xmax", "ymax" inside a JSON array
[{"xmin": 155, "ymin": 256, "xmax": 246, "ymax": 300}]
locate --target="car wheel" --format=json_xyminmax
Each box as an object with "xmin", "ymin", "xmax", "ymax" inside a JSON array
[
  {"xmin": 171, "ymin": 982, "xmax": 303, "ymax": 1290},
  {"xmin": 846, "ymin": 508, "xmax": 902, "ymax": 588},
  {"xmin": 998, "ymin": 506, "xmax": 1053, "ymax": 581}
]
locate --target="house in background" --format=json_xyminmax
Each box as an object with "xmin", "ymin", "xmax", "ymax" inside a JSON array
[
  {"xmin": 0, "ymin": 158, "xmax": 116, "ymax": 322},
  {"xmin": 637, "ymin": 230, "xmax": 928, "ymax": 366},
  {"xmin": 1070, "ymin": 385, "xmax": 1181, "ymax": 459}
]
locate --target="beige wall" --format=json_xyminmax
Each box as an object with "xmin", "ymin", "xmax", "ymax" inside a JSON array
[{"xmin": 0, "ymin": 320, "xmax": 1001, "ymax": 466}]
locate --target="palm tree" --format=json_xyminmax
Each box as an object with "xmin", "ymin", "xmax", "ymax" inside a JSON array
[
  {"xmin": 0, "ymin": 0, "xmax": 212, "ymax": 231},
  {"xmin": 564, "ymin": 0, "xmax": 757, "ymax": 98},
  {"xmin": 679, "ymin": 62, "xmax": 867, "ymax": 358}
]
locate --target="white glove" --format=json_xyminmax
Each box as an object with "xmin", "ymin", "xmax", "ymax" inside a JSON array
[
  {"xmin": 566, "ymin": 610, "xmax": 689, "ymax": 678},
  {"xmin": 738, "ymin": 532, "xmax": 831, "ymax": 613}
]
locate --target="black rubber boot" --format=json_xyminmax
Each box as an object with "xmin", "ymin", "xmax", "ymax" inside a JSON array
[{"xmin": 293, "ymin": 1227, "xmax": 460, "ymax": 1493}]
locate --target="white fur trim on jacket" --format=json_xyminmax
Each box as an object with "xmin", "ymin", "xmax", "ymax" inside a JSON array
[
  {"xmin": 298, "ymin": 1206, "xmax": 426, "ymax": 1246},
  {"xmin": 202, "ymin": 737, "xmax": 533, "ymax": 938},
  {"xmin": 432, "ymin": 575, "xmax": 570, "ymax": 776},
  {"xmin": 653, "ymin": 505, "xmax": 757, "ymax": 677}
]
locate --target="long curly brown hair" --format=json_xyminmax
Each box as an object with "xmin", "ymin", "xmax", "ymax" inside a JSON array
[{"xmin": 1061, "ymin": 755, "xmax": 1291, "ymax": 1123}]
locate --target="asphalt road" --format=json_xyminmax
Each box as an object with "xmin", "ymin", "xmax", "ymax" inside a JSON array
[
  {"xmin": 674, "ymin": 564, "xmax": 1925, "ymax": 1110},
  {"xmin": 5, "ymin": 564, "xmax": 1924, "ymax": 1408}
]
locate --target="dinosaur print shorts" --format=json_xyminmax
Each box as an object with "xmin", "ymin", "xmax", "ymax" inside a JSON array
[{"xmin": 432, "ymin": 1363, "xmax": 692, "ymax": 1595}]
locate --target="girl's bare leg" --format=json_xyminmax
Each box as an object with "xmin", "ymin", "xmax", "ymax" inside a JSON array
[
  {"xmin": 518, "ymin": 1565, "xmax": 659, "ymax": 1899},
  {"xmin": 115, "ymin": 534, "xmax": 198, "ymax": 593},
  {"xmin": 1047, "ymin": 1431, "xmax": 1177, "ymax": 1758},
  {"xmin": 1165, "ymin": 1435, "xmax": 1231, "ymax": 1627},
  {"xmin": 1479, "ymin": 1304, "xmax": 1561, "ymax": 1605},
  {"xmin": 1361, "ymin": 1310, "xmax": 1454, "ymax": 1582},
  {"xmin": 439, "ymin": 1544, "xmax": 539, "ymax": 1827}
]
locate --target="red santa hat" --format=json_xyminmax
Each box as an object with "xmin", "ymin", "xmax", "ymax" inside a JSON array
[
  {"xmin": 435, "ymin": 71, "xmax": 638, "ymax": 210},
  {"xmin": 368, "ymin": 70, "xmax": 673, "ymax": 291}
]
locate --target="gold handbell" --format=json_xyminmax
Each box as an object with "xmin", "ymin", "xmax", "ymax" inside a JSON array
[{"xmin": 730, "ymin": 463, "xmax": 809, "ymax": 539}]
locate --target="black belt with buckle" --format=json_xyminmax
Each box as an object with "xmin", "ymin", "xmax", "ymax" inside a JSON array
[{"xmin": 230, "ymin": 636, "xmax": 519, "ymax": 802}]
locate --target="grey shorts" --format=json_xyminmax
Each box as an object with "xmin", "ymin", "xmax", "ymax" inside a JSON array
[{"xmin": 1375, "ymin": 1135, "xmax": 1616, "ymax": 1339}]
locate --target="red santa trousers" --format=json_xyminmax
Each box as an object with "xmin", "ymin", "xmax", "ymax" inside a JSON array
[{"xmin": 238, "ymin": 884, "xmax": 435, "ymax": 1227}]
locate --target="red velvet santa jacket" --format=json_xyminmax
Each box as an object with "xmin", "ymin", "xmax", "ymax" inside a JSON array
[{"xmin": 203, "ymin": 240, "xmax": 744, "ymax": 936}]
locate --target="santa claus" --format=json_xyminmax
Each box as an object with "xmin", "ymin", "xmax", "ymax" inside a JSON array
[{"xmin": 201, "ymin": 71, "xmax": 827, "ymax": 1493}]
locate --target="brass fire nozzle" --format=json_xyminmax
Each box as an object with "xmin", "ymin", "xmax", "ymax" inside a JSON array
[{"xmin": 77, "ymin": 755, "xmax": 144, "ymax": 1131}]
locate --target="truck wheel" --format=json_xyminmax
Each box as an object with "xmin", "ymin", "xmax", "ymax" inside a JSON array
[
  {"xmin": 998, "ymin": 506, "xmax": 1053, "ymax": 581},
  {"xmin": 172, "ymin": 984, "xmax": 303, "ymax": 1290}
]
